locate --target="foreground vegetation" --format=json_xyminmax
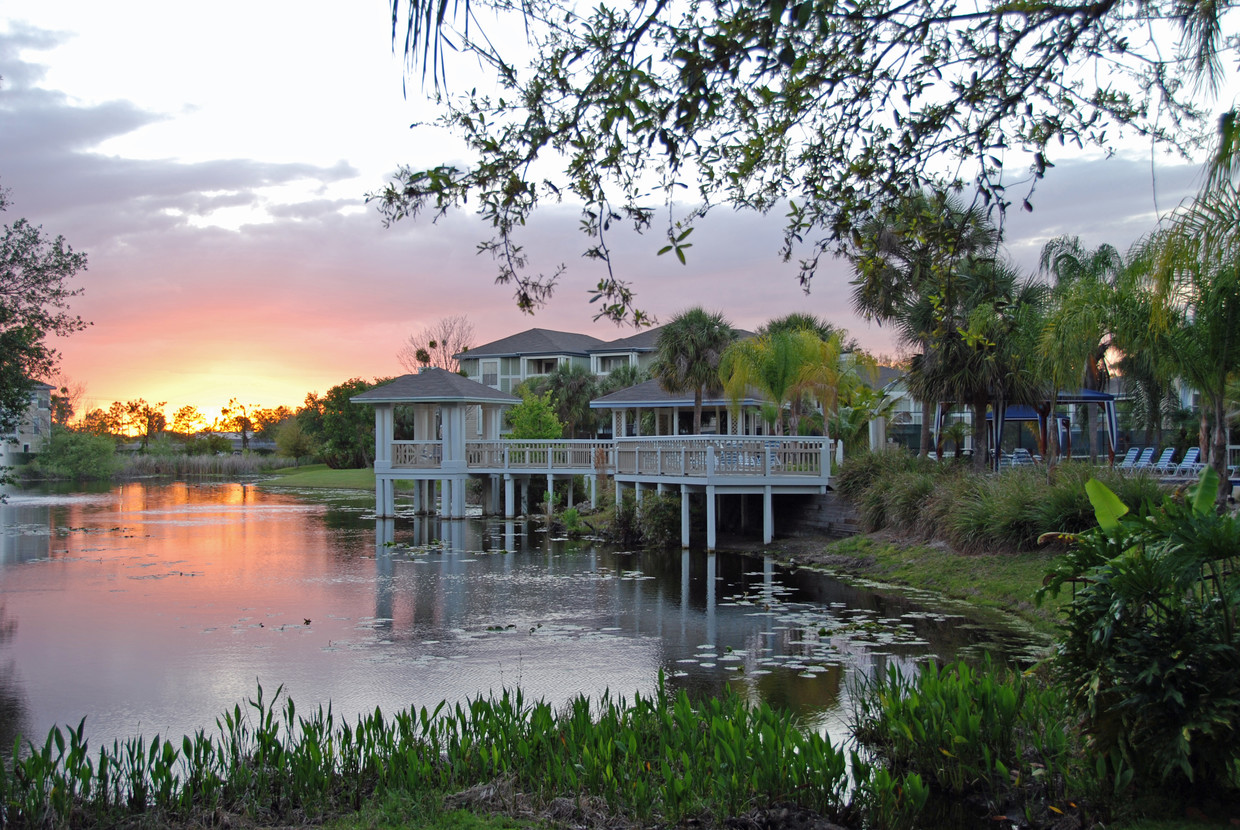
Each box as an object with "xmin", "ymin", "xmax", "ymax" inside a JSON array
[
  {"xmin": 834, "ymin": 451, "xmax": 1168, "ymax": 552},
  {"xmin": 0, "ymin": 679, "xmax": 860, "ymax": 829}
]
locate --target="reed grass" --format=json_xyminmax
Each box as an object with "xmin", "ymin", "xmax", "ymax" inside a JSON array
[
  {"xmin": 0, "ymin": 679, "xmax": 858, "ymax": 829},
  {"xmin": 119, "ymin": 453, "xmax": 295, "ymax": 478}
]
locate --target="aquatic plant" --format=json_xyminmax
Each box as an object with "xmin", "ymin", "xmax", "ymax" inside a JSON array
[
  {"xmin": 852, "ymin": 658, "xmax": 1081, "ymax": 822},
  {"xmin": 0, "ymin": 678, "xmax": 854, "ymax": 828}
]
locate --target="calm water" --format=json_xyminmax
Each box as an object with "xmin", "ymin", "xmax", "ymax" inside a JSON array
[{"xmin": 0, "ymin": 480, "xmax": 1037, "ymax": 755}]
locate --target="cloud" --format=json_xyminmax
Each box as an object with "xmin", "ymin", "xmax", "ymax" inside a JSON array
[{"xmin": 0, "ymin": 20, "xmax": 1217, "ymax": 417}]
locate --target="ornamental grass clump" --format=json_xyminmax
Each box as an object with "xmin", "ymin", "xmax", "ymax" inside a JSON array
[{"xmin": 838, "ymin": 449, "xmax": 1168, "ymax": 552}]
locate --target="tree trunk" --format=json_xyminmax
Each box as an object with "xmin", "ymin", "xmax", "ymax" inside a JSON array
[
  {"xmin": 1200, "ymin": 408, "xmax": 1209, "ymax": 460},
  {"xmin": 972, "ymin": 398, "xmax": 990, "ymax": 472},
  {"xmin": 918, "ymin": 398, "xmax": 932, "ymax": 457},
  {"xmin": 693, "ymin": 389, "xmax": 703, "ymax": 435},
  {"xmin": 1213, "ymin": 397, "xmax": 1230, "ymax": 504}
]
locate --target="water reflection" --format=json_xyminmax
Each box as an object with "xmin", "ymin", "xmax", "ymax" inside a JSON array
[{"xmin": 0, "ymin": 481, "xmax": 1036, "ymax": 755}]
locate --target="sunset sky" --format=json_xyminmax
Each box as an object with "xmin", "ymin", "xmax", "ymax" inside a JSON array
[{"xmin": 0, "ymin": 2, "xmax": 1225, "ymax": 421}]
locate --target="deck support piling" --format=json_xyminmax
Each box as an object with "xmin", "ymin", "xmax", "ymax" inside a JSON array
[
  {"xmin": 763, "ymin": 486, "xmax": 773, "ymax": 545},
  {"xmin": 706, "ymin": 485, "xmax": 717, "ymax": 552},
  {"xmin": 680, "ymin": 485, "xmax": 690, "ymax": 549},
  {"xmin": 504, "ymin": 474, "xmax": 515, "ymax": 518}
]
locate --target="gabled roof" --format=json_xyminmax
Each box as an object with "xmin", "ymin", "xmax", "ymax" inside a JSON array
[
  {"xmin": 590, "ymin": 379, "xmax": 767, "ymax": 409},
  {"xmin": 351, "ymin": 369, "xmax": 521, "ymax": 405},
  {"xmin": 589, "ymin": 325, "xmax": 666, "ymax": 353},
  {"xmin": 456, "ymin": 328, "xmax": 606, "ymax": 359}
]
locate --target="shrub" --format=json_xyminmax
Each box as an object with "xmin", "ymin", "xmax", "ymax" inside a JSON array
[
  {"xmin": 33, "ymin": 427, "xmax": 121, "ymax": 480},
  {"xmin": 610, "ymin": 491, "xmax": 641, "ymax": 546},
  {"xmin": 506, "ymin": 391, "xmax": 564, "ymax": 439},
  {"xmin": 839, "ymin": 450, "xmax": 1177, "ymax": 553},
  {"xmin": 1040, "ymin": 470, "xmax": 1240, "ymax": 795},
  {"xmin": 637, "ymin": 492, "xmax": 681, "ymax": 547}
]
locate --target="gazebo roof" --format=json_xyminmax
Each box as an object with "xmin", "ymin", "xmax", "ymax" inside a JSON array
[
  {"xmin": 590, "ymin": 379, "xmax": 766, "ymax": 409},
  {"xmin": 351, "ymin": 369, "xmax": 521, "ymax": 405}
]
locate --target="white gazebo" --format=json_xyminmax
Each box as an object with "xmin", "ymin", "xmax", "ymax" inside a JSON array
[{"xmin": 352, "ymin": 369, "xmax": 520, "ymax": 518}]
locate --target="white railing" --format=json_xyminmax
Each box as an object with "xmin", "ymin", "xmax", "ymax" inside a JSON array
[
  {"xmin": 392, "ymin": 441, "xmax": 442, "ymax": 468},
  {"xmin": 388, "ymin": 436, "xmax": 831, "ymax": 480},
  {"xmin": 614, "ymin": 436, "xmax": 829, "ymax": 478},
  {"xmin": 465, "ymin": 440, "xmax": 614, "ymax": 471}
]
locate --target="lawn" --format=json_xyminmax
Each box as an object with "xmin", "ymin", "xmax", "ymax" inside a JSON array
[{"xmin": 257, "ymin": 463, "xmax": 376, "ymax": 490}]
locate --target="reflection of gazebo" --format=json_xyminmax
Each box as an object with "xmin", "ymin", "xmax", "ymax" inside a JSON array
[{"xmin": 934, "ymin": 389, "xmax": 1119, "ymax": 468}]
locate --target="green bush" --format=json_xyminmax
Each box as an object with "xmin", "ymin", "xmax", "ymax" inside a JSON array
[
  {"xmin": 506, "ymin": 391, "xmax": 564, "ymax": 439},
  {"xmin": 33, "ymin": 427, "xmax": 120, "ymax": 480},
  {"xmin": 610, "ymin": 491, "xmax": 641, "ymax": 546},
  {"xmin": 637, "ymin": 492, "xmax": 681, "ymax": 547},
  {"xmin": 1040, "ymin": 470, "xmax": 1240, "ymax": 795}
]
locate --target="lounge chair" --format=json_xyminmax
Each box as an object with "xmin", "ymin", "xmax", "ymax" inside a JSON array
[
  {"xmin": 1130, "ymin": 447, "xmax": 1156, "ymax": 470},
  {"xmin": 1172, "ymin": 447, "xmax": 1203, "ymax": 478},
  {"xmin": 1115, "ymin": 447, "xmax": 1141, "ymax": 469},
  {"xmin": 1150, "ymin": 448, "xmax": 1178, "ymax": 475}
]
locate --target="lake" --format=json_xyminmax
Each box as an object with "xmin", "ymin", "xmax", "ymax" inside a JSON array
[{"xmin": 0, "ymin": 480, "xmax": 1037, "ymax": 755}]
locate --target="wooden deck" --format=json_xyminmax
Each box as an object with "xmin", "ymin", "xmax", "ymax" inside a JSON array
[
  {"xmin": 386, "ymin": 436, "xmax": 830, "ymax": 485},
  {"xmin": 374, "ymin": 435, "xmax": 834, "ymax": 550}
]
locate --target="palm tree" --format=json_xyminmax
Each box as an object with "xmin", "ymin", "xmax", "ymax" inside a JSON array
[
  {"xmin": 759, "ymin": 313, "xmax": 858, "ymax": 351},
  {"xmin": 1038, "ymin": 237, "xmax": 1123, "ymax": 461},
  {"xmin": 719, "ymin": 329, "xmax": 829, "ymax": 435},
  {"xmin": 1130, "ymin": 192, "xmax": 1240, "ymax": 501},
  {"xmin": 650, "ymin": 308, "xmax": 737, "ymax": 434},
  {"xmin": 845, "ymin": 189, "xmax": 999, "ymax": 457},
  {"xmin": 543, "ymin": 363, "xmax": 600, "ymax": 438}
]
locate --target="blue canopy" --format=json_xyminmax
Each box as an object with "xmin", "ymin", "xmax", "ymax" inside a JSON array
[{"xmin": 935, "ymin": 390, "xmax": 1118, "ymax": 468}]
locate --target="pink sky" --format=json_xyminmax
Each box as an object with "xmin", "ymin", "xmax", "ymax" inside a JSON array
[{"xmin": 0, "ymin": 5, "xmax": 1212, "ymax": 421}]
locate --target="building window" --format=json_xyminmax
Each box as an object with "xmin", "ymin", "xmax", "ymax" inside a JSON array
[
  {"xmin": 529, "ymin": 358, "xmax": 558, "ymax": 375},
  {"xmin": 482, "ymin": 361, "xmax": 498, "ymax": 387}
]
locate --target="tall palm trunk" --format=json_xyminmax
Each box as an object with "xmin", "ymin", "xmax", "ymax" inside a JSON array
[
  {"xmin": 971, "ymin": 397, "xmax": 990, "ymax": 471},
  {"xmin": 919, "ymin": 398, "xmax": 932, "ymax": 456}
]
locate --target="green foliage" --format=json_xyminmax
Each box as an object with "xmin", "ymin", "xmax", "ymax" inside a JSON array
[
  {"xmin": 381, "ymin": 0, "xmax": 1221, "ymax": 320},
  {"xmin": 853, "ymin": 659, "xmax": 1079, "ymax": 820},
  {"xmin": 33, "ymin": 426, "xmax": 120, "ymax": 480},
  {"xmin": 650, "ymin": 308, "xmax": 736, "ymax": 434},
  {"xmin": 0, "ymin": 188, "xmax": 89, "ymax": 435},
  {"xmin": 609, "ymin": 492, "xmax": 641, "ymax": 546},
  {"xmin": 541, "ymin": 364, "xmax": 600, "ymax": 437},
  {"xmin": 184, "ymin": 433, "xmax": 232, "ymax": 456},
  {"xmin": 0, "ymin": 679, "xmax": 853, "ymax": 828},
  {"xmin": 558, "ymin": 506, "xmax": 586, "ymax": 537},
  {"xmin": 505, "ymin": 391, "xmax": 563, "ymax": 440},
  {"xmin": 836, "ymin": 449, "xmax": 1165, "ymax": 551},
  {"xmin": 275, "ymin": 418, "xmax": 317, "ymax": 465},
  {"xmin": 1039, "ymin": 471, "xmax": 1240, "ymax": 795},
  {"xmin": 636, "ymin": 492, "xmax": 681, "ymax": 548},
  {"xmin": 607, "ymin": 491, "xmax": 683, "ymax": 548},
  {"xmin": 300, "ymin": 379, "xmax": 383, "ymax": 469}
]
